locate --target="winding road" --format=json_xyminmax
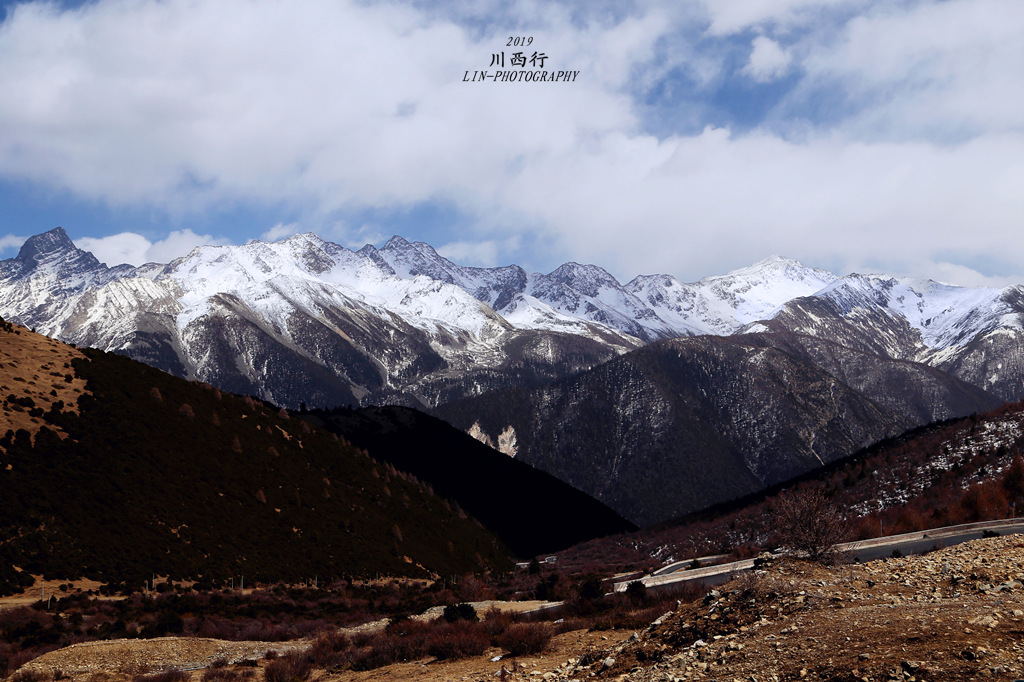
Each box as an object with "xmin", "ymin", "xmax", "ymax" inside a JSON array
[{"xmin": 613, "ymin": 517, "xmax": 1024, "ymax": 593}]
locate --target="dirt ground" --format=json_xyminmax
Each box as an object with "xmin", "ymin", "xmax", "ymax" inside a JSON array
[
  {"xmin": 11, "ymin": 522, "xmax": 1024, "ymax": 681},
  {"xmin": 10, "ymin": 600, "xmax": 629, "ymax": 682},
  {"xmin": 14, "ymin": 626, "xmax": 631, "ymax": 682},
  {"xmin": 323, "ymin": 628, "xmax": 633, "ymax": 682}
]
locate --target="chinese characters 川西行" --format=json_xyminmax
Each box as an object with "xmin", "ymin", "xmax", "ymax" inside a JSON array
[{"xmin": 489, "ymin": 51, "xmax": 548, "ymax": 68}]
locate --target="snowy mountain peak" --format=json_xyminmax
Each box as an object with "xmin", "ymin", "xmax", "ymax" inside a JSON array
[
  {"xmin": 543, "ymin": 262, "xmax": 621, "ymax": 293},
  {"xmin": 379, "ymin": 235, "xmax": 448, "ymax": 264},
  {"xmin": 2, "ymin": 226, "xmax": 112, "ymax": 293},
  {"xmin": 2, "ymin": 227, "xmax": 1024, "ymax": 408},
  {"xmin": 382, "ymin": 235, "xmax": 410, "ymax": 248},
  {"xmin": 811, "ymin": 273, "xmax": 1007, "ymax": 349},
  {"xmin": 376, "ymin": 235, "xmax": 461, "ymax": 284},
  {"xmin": 277, "ymin": 231, "xmax": 329, "ymax": 249},
  {"xmin": 2, "ymin": 227, "xmax": 1022, "ymax": 375},
  {"xmin": 714, "ymin": 254, "xmax": 836, "ymax": 287}
]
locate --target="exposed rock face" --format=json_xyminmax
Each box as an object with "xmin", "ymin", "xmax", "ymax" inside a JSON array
[{"xmin": 497, "ymin": 425, "xmax": 518, "ymax": 457}]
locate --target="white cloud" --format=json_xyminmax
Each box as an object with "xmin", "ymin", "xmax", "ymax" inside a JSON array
[
  {"xmin": 261, "ymin": 223, "xmax": 301, "ymax": 242},
  {"xmin": 0, "ymin": 0, "xmax": 1021, "ymax": 288},
  {"xmin": 0, "ymin": 234, "xmax": 26, "ymax": 252},
  {"xmin": 794, "ymin": 0, "xmax": 1024, "ymax": 140},
  {"xmin": 0, "ymin": 0, "xmax": 645, "ymax": 213},
  {"xmin": 334, "ymin": 223, "xmax": 386, "ymax": 250},
  {"xmin": 905, "ymin": 262, "xmax": 1024, "ymax": 290},
  {"xmin": 489, "ymin": 126, "xmax": 1024, "ymax": 286},
  {"xmin": 437, "ymin": 236, "xmax": 521, "ymax": 268},
  {"xmin": 437, "ymin": 241, "xmax": 499, "ymax": 267},
  {"xmin": 698, "ymin": 0, "xmax": 860, "ymax": 35},
  {"xmin": 742, "ymin": 36, "xmax": 791, "ymax": 82},
  {"xmin": 75, "ymin": 229, "xmax": 225, "ymax": 266},
  {"xmin": 74, "ymin": 233, "xmax": 152, "ymax": 267}
]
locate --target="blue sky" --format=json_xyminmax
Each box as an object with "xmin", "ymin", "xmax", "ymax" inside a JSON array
[{"xmin": 0, "ymin": 0, "xmax": 1022, "ymax": 286}]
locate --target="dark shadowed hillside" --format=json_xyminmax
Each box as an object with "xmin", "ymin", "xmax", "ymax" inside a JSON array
[
  {"xmin": 0, "ymin": 321, "xmax": 510, "ymax": 595},
  {"xmin": 302, "ymin": 405, "xmax": 636, "ymax": 558},
  {"xmin": 436, "ymin": 333, "xmax": 999, "ymax": 526},
  {"xmin": 555, "ymin": 396, "xmax": 1024, "ymax": 572}
]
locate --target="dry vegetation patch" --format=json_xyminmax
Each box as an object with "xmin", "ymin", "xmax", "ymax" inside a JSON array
[{"xmin": 0, "ymin": 320, "xmax": 88, "ymax": 443}]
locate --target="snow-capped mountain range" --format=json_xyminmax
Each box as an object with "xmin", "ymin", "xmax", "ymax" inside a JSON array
[{"xmin": 1, "ymin": 227, "xmax": 1022, "ymax": 409}]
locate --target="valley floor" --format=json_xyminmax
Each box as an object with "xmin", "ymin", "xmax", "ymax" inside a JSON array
[{"xmin": 12, "ymin": 536, "xmax": 1024, "ymax": 681}]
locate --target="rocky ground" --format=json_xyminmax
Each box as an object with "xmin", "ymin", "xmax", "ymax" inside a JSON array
[
  {"xmin": 571, "ymin": 535, "xmax": 1024, "ymax": 682},
  {"xmin": 10, "ymin": 536, "xmax": 1024, "ymax": 682}
]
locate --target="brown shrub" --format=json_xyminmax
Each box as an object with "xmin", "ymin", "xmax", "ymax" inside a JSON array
[
  {"xmin": 202, "ymin": 668, "xmax": 251, "ymax": 682},
  {"xmin": 495, "ymin": 622, "xmax": 552, "ymax": 656},
  {"xmin": 351, "ymin": 633, "xmax": 427, "ymax": 671},
  {"xmin": 307, "ymin": 631, "xmax": 352, "ymax": 668},
  {"xmin": 425, "ymin": 621, "xmax": 489, "ymax": 661},
  {"xmin": 263, "ymin": 653, "xmax": 312, "ymax": 682},
  {"xmin": 11, "ymin": 671, "xmax": 48, "ymax": 682},
  {"xmin": 770, "ymin": 487, "xmax": 849, "ymax": 563}
]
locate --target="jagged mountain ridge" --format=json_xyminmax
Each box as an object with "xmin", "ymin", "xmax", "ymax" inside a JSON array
[
  {"xmin": 368, "ymin": 238, "xmax": 842, "ymax": 340},
  {"xmin": 753, "ymin": 275, "xmax": 1024, "ymax": 401},
  {"xmin": 0, "ymin": 229, "xmax": 641, "ymax": 408},
  {"xmin": 2, "ymin": 228, "xmax": 1020, "ymax": 413}
]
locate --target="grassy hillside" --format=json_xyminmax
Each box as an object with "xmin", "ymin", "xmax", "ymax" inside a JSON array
[{"xmin": 0, "ymin": 322, "xmax": 511, "ymax": 595}]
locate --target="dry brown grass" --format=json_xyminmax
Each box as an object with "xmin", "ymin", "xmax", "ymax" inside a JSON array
[{"xmin": 0, "ymin": 321, "xmax": 89, "ymax": 443}]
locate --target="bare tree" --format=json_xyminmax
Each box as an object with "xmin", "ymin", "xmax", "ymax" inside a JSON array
[{"xmin": 771, "ymin": 487, "xmax": 849, "ymax": 563}]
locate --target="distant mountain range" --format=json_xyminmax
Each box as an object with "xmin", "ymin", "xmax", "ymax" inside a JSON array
[
  {"xmin": 4, "ymin": 227, "xmax": 1021, "ymax": 405},
  {"xmin": 2, "ymin": 227, "xmax": 1023, "ymax": 526}
]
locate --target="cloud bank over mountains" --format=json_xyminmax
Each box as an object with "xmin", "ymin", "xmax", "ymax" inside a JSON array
[{"xmin": 0, "ymin": 0, "xmax": 1021, "ymax": 286}]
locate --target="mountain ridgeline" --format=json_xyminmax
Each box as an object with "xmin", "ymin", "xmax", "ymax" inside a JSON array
[{"xmin": 2, "ymin": 228, "xmax": 1024, "ymax": 528}]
